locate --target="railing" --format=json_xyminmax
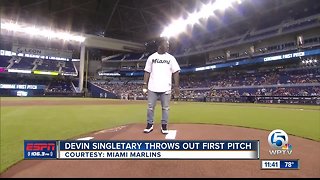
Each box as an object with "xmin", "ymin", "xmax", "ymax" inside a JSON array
[
  {"xmin": 181, "ymin": 83, "xmax": 320, "ymax": 91},
  {"xmin": 174, "ymin": 95, "xmax": 320, "ymax": 105}
]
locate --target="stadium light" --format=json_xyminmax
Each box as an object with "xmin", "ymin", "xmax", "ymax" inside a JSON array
[
  {"xmin": 1, "ymin": 22, "xmax": 21, "ymax": 31},
  {"xmin": 160, "ymin": 0, "xmax": 243, "ymax": 38},
  {"xmin": 1, "ymin": 20, "xmax": 86, "ymax": 43},
  {"xmin": 215, "ymin": 0, "xmax": 234, "ymax": 10},
  {"xmin": 38, "ymin": 29, "xmax": 56, "ymax": 39},
  {"xmin": 161, "ymin": 18, "xmax": 189, "ymax": 38},
  {"xmin": 25, "ymin": 26, "xmax": 39, "ymax": 36},
  {"xmin": 186, "ymin": 12, "xmax": 201, "ymax": 25},
  {"xmin": 198, "ymin": 3, "xmax": 216, "ymax": 19}
]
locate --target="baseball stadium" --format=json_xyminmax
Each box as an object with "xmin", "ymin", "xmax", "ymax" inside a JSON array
[{"xmin": 0, "ymin": 0, "xmax": 319, "ymax": 178}]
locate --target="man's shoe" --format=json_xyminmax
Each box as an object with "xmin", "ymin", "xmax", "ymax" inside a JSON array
[
  {"xmin": 161, "ymin": 124, "xmax": 169, "ymax": 134},
  {"xmin": 143, "ymin": 123, "xmax": 153, "ymax": 133}
]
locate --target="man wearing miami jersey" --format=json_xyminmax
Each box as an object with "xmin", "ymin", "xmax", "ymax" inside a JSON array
[{"xmin": 142, "ymin": 38, "xmax": 180, "ymax": 134}]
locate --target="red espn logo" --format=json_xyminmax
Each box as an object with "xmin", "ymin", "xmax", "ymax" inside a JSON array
[{"xmin": 26, "ymin": 143, "xmax": 56, "ymax": 151}]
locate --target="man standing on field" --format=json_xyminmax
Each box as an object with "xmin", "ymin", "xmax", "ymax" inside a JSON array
[{"xmin": 142, "ymin": 38, "xmax": 180, "ymax": 134}]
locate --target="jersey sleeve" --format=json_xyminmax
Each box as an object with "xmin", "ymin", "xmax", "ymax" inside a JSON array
[{"xmin": 171, "ymin": 56, "xmax": 181, "ymax": 73}]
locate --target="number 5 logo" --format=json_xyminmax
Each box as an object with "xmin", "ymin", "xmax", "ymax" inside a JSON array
[{"xmin": 268, "ymin": 129, "xmax": 288, "ymax": 149}]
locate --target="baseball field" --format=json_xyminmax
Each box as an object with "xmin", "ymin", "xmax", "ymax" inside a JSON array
[{"xmin": 0, "ymin": 97, "xmax": 319, "ymax": 177}]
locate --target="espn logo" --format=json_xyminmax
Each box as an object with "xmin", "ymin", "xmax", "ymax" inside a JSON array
[
  {"xmin": 26, "ymin": 143, "xmax": 56, "ymax": 151},
  {"xmin": 24, "ymin": 140, "xmax": 57, "ymax": 159}
]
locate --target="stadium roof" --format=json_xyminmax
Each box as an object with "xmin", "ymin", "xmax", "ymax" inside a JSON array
[{"xmin": 1, "ymin": 0, "xmax": 320, "ymax": 44}]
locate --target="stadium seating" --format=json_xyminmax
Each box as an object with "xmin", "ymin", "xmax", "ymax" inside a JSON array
[
  {"xmin": 10, "ymin": 57, "xmax": 35, "ymax": 69},
  {"xmin": 35, "ymin": 59, "xmax": 60, "ymax": 71},
  {"xmin": 0, "ymin": 54, "xmax": 78, "ymax": 74},
  {"xmin": 0, "ymin": 56, "xmax": 11, "ymax": 67},
  {"xmin": 47, "ymin": 80, "xmax": 74, "ymax": 93},
  {"xmin": 282, "ymin": 18, "xmax": 318, "ymax": 32},
  {"xmin": 92, "ymin": 66, "xmax": 320, "ymax": 102}
]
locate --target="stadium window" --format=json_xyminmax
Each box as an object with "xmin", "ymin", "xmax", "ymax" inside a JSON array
[
  {"xmin": 25, "ymin": 54, "xmax": 30, "ymax": 57},
  {"xmin": 0, "ymin": 50, "xmax": 4, "ymax": 56},
  {"xmin": 18, "ymin": 53, "xmax": 23, "ymax": 57}
]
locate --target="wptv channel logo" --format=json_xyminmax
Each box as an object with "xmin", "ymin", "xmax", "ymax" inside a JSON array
[{"xmin": 268, "ymin": 129, "xmax": 293, "ymax": 155}]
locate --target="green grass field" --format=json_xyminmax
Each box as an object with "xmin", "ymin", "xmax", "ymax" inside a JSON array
[{"xmin": 0, "ymin": 97, "xmax": 319, "ymax": 173}]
